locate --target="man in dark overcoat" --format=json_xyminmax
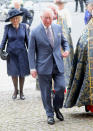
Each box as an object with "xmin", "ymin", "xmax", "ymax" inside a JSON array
[{"xmin": 14, "ymin": 1, "xmax": 34, "ymax": 26}]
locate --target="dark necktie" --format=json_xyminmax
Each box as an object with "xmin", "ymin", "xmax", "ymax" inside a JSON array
[{"xmin": 46, "ymin": 27, "xmax": 54, "ymax": 48}]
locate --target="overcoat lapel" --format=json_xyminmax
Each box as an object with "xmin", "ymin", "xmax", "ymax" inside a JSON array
[
  {"xmin": 51, "ymin": 24, "xmax": 57, "ymax": 49},
  {"xmin": 40, "ymin": 23, "xmax": 52, "ymax": 47},
  {"xmin": 40, "ymin": 23, "xmax": 58, "ymax": 48}
]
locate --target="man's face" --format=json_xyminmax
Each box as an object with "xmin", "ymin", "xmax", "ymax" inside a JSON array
[
  {"xmin": 51, "ymin": 7, "xmax": 58, "ymax": 20},
  {"xmin": 56, "ymin": 2, "xmax": 64, "ymax": 10},
  {"xmin": 14, "ymin": 2, "xmax": 20, "ymax": 9},
  {"xmin": 87, "ymin": 3, "xmax": 93, "ymax": 13},
  {"xmin": 41, "ymin": 12, "xmax": 53, "ymax": 27}
]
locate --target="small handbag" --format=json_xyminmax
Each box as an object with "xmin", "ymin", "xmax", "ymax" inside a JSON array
[{"xmin": 0, "ymin": 50, "xmax": 9, "ymax": 60}]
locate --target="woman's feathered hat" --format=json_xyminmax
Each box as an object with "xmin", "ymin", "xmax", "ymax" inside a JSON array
[{"xmin": 5, "ymin": 8, "xmax": 24, "ymax": 22}]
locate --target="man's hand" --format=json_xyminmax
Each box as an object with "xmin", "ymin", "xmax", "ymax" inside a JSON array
[
  {"xmin": 30, "ymin": 70, "xmax": 37, "ymax": 78},
  {"xmin": 62, "ymin": 51, "xmax": 69, "ymax": 58}
]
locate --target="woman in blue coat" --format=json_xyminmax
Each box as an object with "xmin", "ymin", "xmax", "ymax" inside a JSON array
[{"xmin": 0, "ymin": 9, "xmax": 30, "ymax": 100}]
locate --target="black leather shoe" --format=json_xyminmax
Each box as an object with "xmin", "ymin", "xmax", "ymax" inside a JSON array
[
  {"xmin": 20, "ymin": 93, "xmax": 25, "ymax": 100},
  {"xmin": 12, "ymin": 94, "xmax": 17, "ymax": 99},
  {"xmin": 12, "ymin": 90, "xmax": 18, "ymax": 100},
  {"xmin": 47, "ymin": 117, "xmax": 55, "ymax": 125},
  {"xmin": 54, "ymin": 108, "xmax": 64, "ymax": 121}
]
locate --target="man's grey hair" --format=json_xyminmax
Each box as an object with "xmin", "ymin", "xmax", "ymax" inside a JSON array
[
  {"xmin": 87, "ymin": 2, "xmax": 93, "ymax": 7},
  {"xmin": 12, "ymin": 0, "xmax": 23, "ymax": 5},
  {"xmin": 40, "ymin": 8, "xmax": 54, "ymax": 17},
  {"xmin": 89, "ymin": 3, "xmax": 93, "ymax": 7}
]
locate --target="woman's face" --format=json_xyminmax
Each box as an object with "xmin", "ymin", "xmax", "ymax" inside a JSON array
[{"xmin": 10, "ymin": 16, "xmax": 21, "ymax": 26}]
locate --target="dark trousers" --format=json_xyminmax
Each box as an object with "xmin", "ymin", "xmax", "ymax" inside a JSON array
[
  {"xmin": 38, "ymin": 61, "xmax": 65, "ymax": 117},
  {"xmin": 75, "ymin": 0, "xmax": 84, "ymax": 12}
]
